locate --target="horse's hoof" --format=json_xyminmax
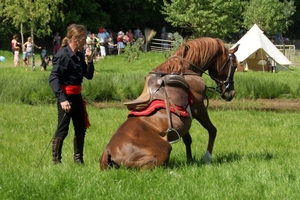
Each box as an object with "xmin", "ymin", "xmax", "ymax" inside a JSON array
[{"xmin": 203, "ymin": 150, "xmax": 212, "ymax": 164}]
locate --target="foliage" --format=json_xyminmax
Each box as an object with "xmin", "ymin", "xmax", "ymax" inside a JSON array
[
  {"xmin": 99, "ymin": 0, "xmax": 165, "ymax": 31},
  {"xmin": 288, "ymin": 0, "xmax": 300, "ymax": 39},
  {"xmin": 0, "ymin": 18, "xmax": 16, "ymax": 50},
  {"xmin": 52, "ymin": 0, "xmax": 110, "ymax": 33},
  {"xmin": 0, "ymin": 0, "xmax": 63, "ymax": 38},
  {"xmin": 123, "ymin": 39, "xmax": 144, "ymax": 62},
  {"xmin": 243, "ymin": 0, "xmax": 296, "ymax": 37},
  {"xmin": 161, "ymin": 0, "xmax": 247, "ymax": 39}
]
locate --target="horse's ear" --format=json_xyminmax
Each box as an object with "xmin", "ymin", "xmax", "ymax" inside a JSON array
[{"xmin": 230, "ymin": 44, "xmax": 240, "ymax": 54}]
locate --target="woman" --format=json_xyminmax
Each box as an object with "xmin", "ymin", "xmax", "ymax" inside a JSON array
[
  {"xmin": 11, "ymin": 35, "xmax": 21, "ymax": 66},
  {"xmin": 23, "ymin": 37, "xmax": 41, "ymax": 66},
  {"xmin": 11, "ymin": 34, "xmax": 20, "ymax": 55},
  {"xmin": 53, "ymin": 32, "xmax": 61, "ymax": 55},
  {"xmin": 49, "ymin": 24, "xmax": 94, "ymax": 164},
  {"xmin": 117, "ymin": 31, "xmax": 124, "ymax": 55}
]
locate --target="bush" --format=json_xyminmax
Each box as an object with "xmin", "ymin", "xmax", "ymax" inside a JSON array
[{"xmin": 124, "ymin": 38, "xmax": 144, "ymax": 62}]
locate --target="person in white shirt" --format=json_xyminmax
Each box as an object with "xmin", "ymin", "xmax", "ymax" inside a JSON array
[{"xmin": 97, "ymin": 28, "xmax": 107, "ymax": 58}]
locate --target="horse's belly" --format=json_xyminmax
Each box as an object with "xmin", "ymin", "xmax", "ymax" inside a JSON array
[{"xmin": 140, "ymin": 110, "xmax": 191, "ymax": 136}]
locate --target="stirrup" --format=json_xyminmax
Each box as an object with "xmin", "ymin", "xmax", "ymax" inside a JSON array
[{"xmin": 166, "ymin": 128, "xmax": 181, "ymax": 144}]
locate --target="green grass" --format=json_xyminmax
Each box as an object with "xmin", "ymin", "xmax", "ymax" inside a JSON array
[
  {"xmin": 1, "ymin": 50, "xmax": 300, "ymax": 104},
  {"xmin": 0, "ymin": 103, "xmax": 299, "ymax": 199}
]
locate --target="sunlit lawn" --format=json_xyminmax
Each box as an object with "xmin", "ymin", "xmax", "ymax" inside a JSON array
[{"xmin": 0, "ymin": 103, "xmax": 299, "ymax": 199}]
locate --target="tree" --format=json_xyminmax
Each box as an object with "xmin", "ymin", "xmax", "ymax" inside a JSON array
[
  {"xmin": 161, "ymin": 0, "xmax": 247, "ymax": 39},
  {"xmin": 0, "ymin": 0, "xmax": 63, "ymax": 69},
  {"xmin": 99, "ymin": 0, "xmax": 165, "ymax": 31},
  {"xmin": 52, "ymin": 0, "xmax": 110, "ymax": 33},
  {"xmin": 1, "ymin": 0, "xmax": 63, "ymax": 39},
  {"xmin": 286, "ymin": 0, "xmax": 300, "ymax": 39},
  {"xmin": 243, "ymin": 0, "xmax": 296, "ymax": 38}
]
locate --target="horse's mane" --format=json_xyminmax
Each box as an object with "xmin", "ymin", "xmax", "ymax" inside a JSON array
[{"xmin": 154, "ymin": 37, "xmax": 229, "ymax": 74}]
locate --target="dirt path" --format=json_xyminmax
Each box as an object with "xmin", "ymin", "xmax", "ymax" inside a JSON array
[{"xmin": 207, "ymin": 98, "xmax": 300, "ymax": 111}]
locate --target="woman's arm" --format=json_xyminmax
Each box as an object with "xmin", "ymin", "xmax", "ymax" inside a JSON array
[{"xmin": 34, "ymin": 44, "xmax": 41, "ymax": 49}]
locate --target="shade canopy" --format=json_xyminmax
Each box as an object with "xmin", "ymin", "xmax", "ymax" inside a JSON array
[{"xmin": 231, "ymin": 24, "xmax": 291, "ymax": 71}]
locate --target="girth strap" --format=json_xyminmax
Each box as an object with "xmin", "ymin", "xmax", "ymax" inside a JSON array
[{"xmin": 161, "ymin": 87, "xmax": 181, "ymax": 144}]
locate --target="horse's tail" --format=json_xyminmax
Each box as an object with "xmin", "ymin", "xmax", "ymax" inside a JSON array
[{"xmin": 100, "ymin": 150, "xmax": 109, "ymax": 170}]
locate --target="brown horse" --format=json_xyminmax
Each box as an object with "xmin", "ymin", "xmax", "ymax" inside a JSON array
[{"xmin": 100, "ymin": 37, "xmax": 240, "ymax": 170}]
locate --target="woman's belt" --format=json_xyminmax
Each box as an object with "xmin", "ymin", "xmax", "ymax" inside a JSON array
[
  {"xmin": 60, "ymin": 85, "xmax": 90, "ymax": 128},
  {"xmin": 61, "ymin": 85, "xmax": 82, "ymax": 95}
]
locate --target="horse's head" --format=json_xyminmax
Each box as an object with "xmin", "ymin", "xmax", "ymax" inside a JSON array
[
  {"xmin": 210, "ymin": 44, "xmax": 240, "ymax": 101},
  {"xmin": 155, "ymin": 38, "xmax": 240, "ymax": 101}
]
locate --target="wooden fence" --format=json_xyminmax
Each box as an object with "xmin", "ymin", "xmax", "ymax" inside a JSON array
[
  {"xmin": 275, "ymin": 45, "xmax": 295, "ymax": 62},
  {"xmin": 147, "ymin": 38, "xmax": 175, "ymax": 52}
]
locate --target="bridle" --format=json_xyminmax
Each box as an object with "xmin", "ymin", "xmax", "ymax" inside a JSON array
[
  {"xmin": 169, "ymin": 54, "xmax": 237, "ymax": 94},
  {"xmin": 215, "ymin": 54, "xmax": 237, "ymax": 94}
]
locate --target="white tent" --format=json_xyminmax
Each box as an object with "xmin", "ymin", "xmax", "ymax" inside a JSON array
[{"xmin": 231, "ymin": 24, "xmax": 291, "ymax": 72}]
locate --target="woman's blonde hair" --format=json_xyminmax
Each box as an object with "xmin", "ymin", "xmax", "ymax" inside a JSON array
[{"xmin": 60, "ymin": 24, "xmax": 88, "ymax": 49}]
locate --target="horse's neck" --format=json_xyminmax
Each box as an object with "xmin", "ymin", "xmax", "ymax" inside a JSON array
[
  {"xmin": 156, "ymin": 56, "xmax": 215, "ymax": 75},
  {"xmin": 154, "ymin": 61, "xmax": 185, "ymax": 74}
]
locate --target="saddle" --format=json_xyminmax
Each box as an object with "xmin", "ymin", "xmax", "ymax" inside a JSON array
[
  {"xmin": 124, "ymin": 73, "xmax": 190, "ymax": 111},
  {"xmin": 124, "ymin": 73, "xmax": 191, "ymax": 144}
]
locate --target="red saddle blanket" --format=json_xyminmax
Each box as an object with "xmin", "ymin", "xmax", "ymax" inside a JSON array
[{"xmin": 128, "ymin": 99, "xmax": 191, "ymax": 117}]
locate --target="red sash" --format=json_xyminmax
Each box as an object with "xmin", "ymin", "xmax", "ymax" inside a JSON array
[
  {"xmin": 61, "ymin": 85, "xmax": 90, "ymax": 128},
  {"xmin": 61, "ymin": 85, "xmax": 82, "ymax": 94}
]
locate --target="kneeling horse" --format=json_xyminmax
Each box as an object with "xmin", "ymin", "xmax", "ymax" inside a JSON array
[{"xmin": 100, "ymin": 37, "xmax": 240, "ymax": 169}]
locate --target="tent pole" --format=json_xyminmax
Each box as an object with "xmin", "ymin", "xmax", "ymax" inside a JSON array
[{"xmin": 261, "ymin": 49, "xmax": 265, "ymax": 72}]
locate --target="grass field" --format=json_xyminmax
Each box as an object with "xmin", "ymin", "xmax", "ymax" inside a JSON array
[
  {"xmin": 0, "ymin": 49, "xmax": 300, "ymax": 199},
  {"xmin": 1, "ymin": 103, "xmax": 300, "ymax": 199}
]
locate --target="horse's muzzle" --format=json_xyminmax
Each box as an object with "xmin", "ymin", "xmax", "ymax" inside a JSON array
[{"xmin": 221, "ymin": 90, "xmax": 235, "ymax": 101}]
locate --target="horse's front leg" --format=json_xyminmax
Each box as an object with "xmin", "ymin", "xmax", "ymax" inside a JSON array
[
  {"xmin": 193, "ymin": 104, "xmax": 216, "ymax": 164},
  {"xmin": 182, "ymin": 132, "xmax": 192, "ymax": 161}
]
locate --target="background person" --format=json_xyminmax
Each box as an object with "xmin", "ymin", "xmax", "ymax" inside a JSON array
[
  {"xmin": 107, "ymin": 37, "xmax": 117, "ymax": 55},
  {"xmin": 139, "ymin": 32, "xmax": 145, "ymax": 52},
  {"xmin": 11, "ymin": 34, "xmax": 20, "ymax": 55},
  {"xmin": 117, "ymin": 31, "xmax": 124, "ymax": 55},
  {"xmin": 49, "ymin": 24, "xmax": 94, "ymax": 165},
  {"xmin": 53, "ymin": 32, "xmax": 61, "ymax": 55},
  {"xmin": 14, "ymin": 46, "xmax": 20, "ymax": 67},
  {"xmin": 97, "ymin": 28, "xmax": 107, "ymax": 58},
  {"xmin": 23, "ymin": 37, "xmax": 41, "ymax": 66},
  {"xmin": 161, "ymin": 26, "xmax": 168, "ymax": 49},
  {"xmin": 11, "ymin": 34, "xmax": 21, "ymax": 65},
  {"xmin": 40, "ymin": 47, "xmax": 51, "ymax": 71}
]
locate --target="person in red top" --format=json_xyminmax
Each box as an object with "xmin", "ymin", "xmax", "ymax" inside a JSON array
[
  {"xmin": 127, "ymin": 29, "xmax": 134, "ymax": 44},
  {"xmin": 49, "ymin": 24, "xmax": 94, "ymax": 164},
  {"xmin": 117, "ymin": 31, "xmax": 124, "ymax": 55}
]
